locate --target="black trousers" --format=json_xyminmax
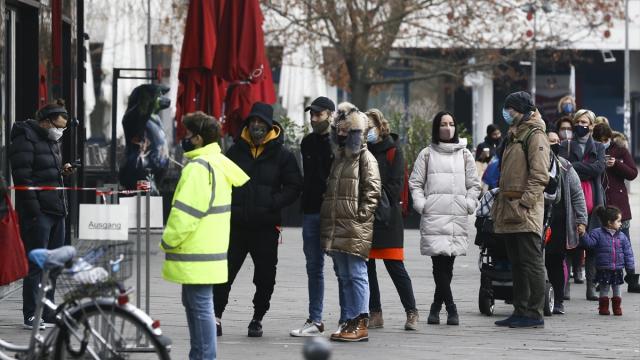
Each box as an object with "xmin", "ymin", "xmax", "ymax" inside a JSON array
[
  {"xmin": 20, "ymin": 212, "xmax": 65, "ymax": 321},
  {"xmin": 545, "ymin": 253, "xmax": 565, "ymax": 305},
  {"xmin": 213, "ymin": 226, "xmax": 279, "ymax": 321},
  {"xmin": 431, "ymin": 256, "xmax": 456, "ymax": 306},
  {"xmin": 367, "ymin": 259, "xmax": 417, "ymax": 313}
]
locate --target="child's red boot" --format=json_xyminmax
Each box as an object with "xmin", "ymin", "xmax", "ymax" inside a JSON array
[{"xmin": 598, "ymin": 297, "xmax": 610, "ymax": 315}]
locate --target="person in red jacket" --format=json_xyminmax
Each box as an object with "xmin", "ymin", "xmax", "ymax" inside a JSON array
[{"xmin": 593, "ymin": 123, "xmax": 639, "ymax": 293}]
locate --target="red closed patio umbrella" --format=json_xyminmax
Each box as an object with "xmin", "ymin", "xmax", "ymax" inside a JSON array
[
  {"xmin": 174, "ymin": 0, "xmax": 226, "ymax": 139},
  {"xmin": 213, "ymin": 0, "xmax": 276, "ymax": 138}
]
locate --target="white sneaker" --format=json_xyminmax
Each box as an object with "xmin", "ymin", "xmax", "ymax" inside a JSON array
[
  {"xmin": 332, "ymin": 322, "xmax": 346, "ymax": 336},
  {"xmin": 290, "ymin": 319, "xmax": 325, "ymax": 337}
]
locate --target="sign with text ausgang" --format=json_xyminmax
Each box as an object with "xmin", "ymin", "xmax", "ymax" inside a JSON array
[{"xmin": 78, "ymin": 204, "xmax": 129, "ymax": 240}]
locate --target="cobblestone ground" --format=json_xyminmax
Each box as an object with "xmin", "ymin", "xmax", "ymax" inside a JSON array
[{"xmin": 1, "ymin": 183, "xmax": 639, "ymax": 359}]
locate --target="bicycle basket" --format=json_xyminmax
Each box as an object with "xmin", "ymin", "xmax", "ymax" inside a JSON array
[{"xmin": 57, "ymin": 240, "xmax": 133, "ymax": 300}]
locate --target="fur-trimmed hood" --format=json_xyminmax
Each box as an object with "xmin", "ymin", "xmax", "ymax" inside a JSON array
[
  {"xmin": 331, "ymin": 102, "xmax": 368, "ymax": 157},
  {"xmin": 612, "ymin": 131, "xmax": 628, "ymax": 149}
]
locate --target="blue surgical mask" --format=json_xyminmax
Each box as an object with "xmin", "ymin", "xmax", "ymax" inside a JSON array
[
  {"xmin": 602, "ymin": 140, "xmax": 611, "ymax": 149},
  {"xmin": 562, "ymin": 103, "xmax": 574, "ymax": 114},
  {"xmin": 502, "ymin": 108, "xmax": 514, "ymax": 125},
  {"xmin": 366, "ymin": 128, "xmax": 378, "ymax": 143}
]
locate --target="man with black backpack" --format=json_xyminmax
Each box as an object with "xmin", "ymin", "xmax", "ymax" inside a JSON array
[{"xmin": 491, "ymin": 91, "xmax": 550, "ymax": 329}]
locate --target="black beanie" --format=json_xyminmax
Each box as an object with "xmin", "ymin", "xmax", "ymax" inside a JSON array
[{"xmin": 504, "ymin": 91, "xmax": 535, "ymax": 114}]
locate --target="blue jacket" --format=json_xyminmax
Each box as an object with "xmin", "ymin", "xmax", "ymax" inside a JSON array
[{"xmin": 580, "ymin": 227, "xmax": 635, "ymax": 271}]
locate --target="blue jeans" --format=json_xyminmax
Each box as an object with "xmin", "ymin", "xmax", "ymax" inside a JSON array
[
  {"xmin": 331, "ymin": 252, "xmax": 369, "ymax": 321},
  {"xmin": 302, "ymin": 214, "xmax": 325, "ymax": 323},
  {"xmin": 182, "ymin": 285, "xmax": 216, "ymax": 360}
]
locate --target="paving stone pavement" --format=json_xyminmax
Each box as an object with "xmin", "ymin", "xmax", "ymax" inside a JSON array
[{"xmin": 1, "ymin": 184, "xmax": 640, "ymax": 359}]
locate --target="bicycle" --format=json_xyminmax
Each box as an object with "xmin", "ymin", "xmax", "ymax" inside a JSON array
[{"xmin": 0, "ymin": 245, "xmax": 171, "ymax": 359}]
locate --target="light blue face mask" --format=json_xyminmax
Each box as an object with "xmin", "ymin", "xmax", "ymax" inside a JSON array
[
  {"xmin": 602, "ymin": 140, "xmax": 611, "ymax": 150},
  {"xmin": 366, "ymin": 128, "xmax": 378, "ymax": 143},
  {"xmin": 502, "ymin": 108, "xmax": 514, "ymax": 125}
]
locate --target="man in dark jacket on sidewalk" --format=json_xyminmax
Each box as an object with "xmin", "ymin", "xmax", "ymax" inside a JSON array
[
  {"xmin": 9, "ymin": 100, "xmax": 75, "ymax": 329},
  {"xmin": 290, "ymin": 96, "xmax": 335, "ymax": 337},
  {"xmin": 214, "ymin": 102, "xmax": 302, "ymax": 338},
  {"xmin": 491, "ymin": 91, "xmax": 550, "ymax": 329}
]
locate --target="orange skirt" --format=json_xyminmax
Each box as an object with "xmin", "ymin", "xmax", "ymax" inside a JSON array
[{"xmin": 369, "ymin": 248, "xmax": 404, "ymax": 261}]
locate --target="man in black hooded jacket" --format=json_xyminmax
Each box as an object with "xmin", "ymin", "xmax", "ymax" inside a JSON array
[{"xmin": 213, "ymin": 102, "xmax": 302, "ymax": 338}]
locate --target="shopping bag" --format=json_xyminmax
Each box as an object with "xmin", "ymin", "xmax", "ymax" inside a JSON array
[{"xmin": 0, "ymin": 195, "xmax": 29, "ymax": 286}]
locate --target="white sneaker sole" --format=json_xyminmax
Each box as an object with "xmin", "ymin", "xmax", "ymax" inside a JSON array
[{"xmin": 289, "ymin": 330, "xmax": 325, "ymax": 337}]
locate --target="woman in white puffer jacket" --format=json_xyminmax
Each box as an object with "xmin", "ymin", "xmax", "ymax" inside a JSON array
[{"xmin": 408, "ymin": 111, "xmax": 481, "ymax": 326}]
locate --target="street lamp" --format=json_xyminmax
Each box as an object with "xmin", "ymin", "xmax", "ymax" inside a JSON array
[
  {"xmin": 623, "ymin": 0, "xmax": 632, "ymax": 152},
  {"xmin": 523, "ymin": 1, "xmax": 552, "ymax": 104}
]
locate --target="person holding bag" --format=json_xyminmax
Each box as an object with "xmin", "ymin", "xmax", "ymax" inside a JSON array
[
  {"xmin": 408, "ymin": 111, "xmax": 481, "ymax": 326},
  {"xmin": 559, "ymin": 109, "xmax": 606, "ymax": 301}
]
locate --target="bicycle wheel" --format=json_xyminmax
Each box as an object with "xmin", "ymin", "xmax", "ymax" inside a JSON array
[{"xmin": 53, "ymin": 302, "xmax": 171, "ymax": 360}]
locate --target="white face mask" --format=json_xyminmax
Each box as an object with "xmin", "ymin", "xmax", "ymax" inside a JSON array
[{"xmin": 48, "ymin": 127, "xmax": 65, "ymax": 142}]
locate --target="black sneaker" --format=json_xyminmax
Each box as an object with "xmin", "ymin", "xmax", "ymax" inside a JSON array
[
  {"xmin": 23, "ymin": 316, "xmax": 46, "ymax": 330},
  {"xmin": 552, "ymin": 303, "xmax": 565, "ymax": 315},
  {"xmin": 216, "ymin": 317, "xmax": 222, "ymax": 337},
  {"xmin": 248, "ymin": 319, "xmax": 263, "ymax": 337}
]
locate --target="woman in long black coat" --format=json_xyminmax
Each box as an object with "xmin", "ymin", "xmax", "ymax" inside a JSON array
[{"xmin": 365, "ymin": 109, "xmax": 418, "ymax": 331}]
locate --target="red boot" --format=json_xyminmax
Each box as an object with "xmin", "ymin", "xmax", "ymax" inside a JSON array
[
  {"xmin": 611, "ymin": 296, "xmax": 622, "ymax": 316},
  {"xmin": 598, "ymin": 297, "xmax": 610, "ymax": 315}
]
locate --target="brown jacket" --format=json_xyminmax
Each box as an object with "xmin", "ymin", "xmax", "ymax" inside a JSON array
[
  {"xmin": 320, "ymin": 146, "xmax": 381, "ymax": 259},
  {"xmin": 492, "ymin": 110, "xmax": 550, "ymax": 235}
]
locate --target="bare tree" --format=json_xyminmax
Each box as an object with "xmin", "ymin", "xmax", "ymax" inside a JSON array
[{"xmin": 262, "ymin": 0, "xmax": 622, "ymax": 109}]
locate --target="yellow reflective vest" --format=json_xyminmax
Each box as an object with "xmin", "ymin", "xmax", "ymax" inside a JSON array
[{"xmin": 161, "ymin": 142, "xmax": 249, "ymax": 284}]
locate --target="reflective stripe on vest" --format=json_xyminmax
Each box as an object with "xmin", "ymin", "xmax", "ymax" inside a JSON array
[
  {"xmin": 165, "ymin": 252, "xmax": 227, "ymax": 262},
  {"xmin": 176, "ymin": 158, "xmax": 231, "ymax": 217}
]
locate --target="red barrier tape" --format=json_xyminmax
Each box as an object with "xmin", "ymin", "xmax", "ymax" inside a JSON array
[{"xmin": 8, "ymin": 186, "xmax": 146, "ymax": 196}]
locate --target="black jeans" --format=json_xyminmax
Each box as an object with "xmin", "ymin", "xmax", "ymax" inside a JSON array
[
  {"xmin": 431, "ymin": 256, "xmax": 456, "ymax": 306},
  {"xmin": 545, "ymin": 253, "xmax": 565, "ymax": 305},
  {"xmin": 213, "ymin": 226, "xmax": 279, "ymax": 321},
  {"xmin": 367, "ymin": 259, "xmax": 416, "ymax": 313},
  {"xmin": 20, "ymin": 212, "xmax": 65, "ymax": 321}
]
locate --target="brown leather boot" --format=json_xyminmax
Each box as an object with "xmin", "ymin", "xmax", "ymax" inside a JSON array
[
  {"xmin": 598, "ymin": 297, "xmax": 610, "ymax": 315},
  {"xmin": 369, "ymin": 311, "xmax": 384, "ymax": 329},
  {"xmin": 331, "ymin": 317, "xmax": 369, "ymax": 342},
  {"xmin": 611, "ymin": 296, "xmax": 622, "ymax": 316}
]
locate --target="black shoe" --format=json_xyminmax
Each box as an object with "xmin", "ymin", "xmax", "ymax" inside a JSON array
[
  {"xmin": 248, "ymin": 319, "xmax": 263, "ymax": 337},
  {"xmin": 574, "ymin": 269, "xmax": 584, "ymax": 284},
  {"xmin": 509, "ymin": 317, "xmax": 544, "ymax": 329},
  {"xmin": 494, "ymin": 315, "xmax": 518, "ymax": 327},
  {"xmin": 445, "ymin": 304, "xmax": 459, "ymax": 326},
  {"xmin": 216, "ymin": 318, "xmax": 222, "ymax": 337},
  {"xmin": 552, "ymin": 303, "xmax": 565, "ymax": 315},
  {"xmin": 427, "ymin": 303, "xmax": 441, "ymax": 325}
]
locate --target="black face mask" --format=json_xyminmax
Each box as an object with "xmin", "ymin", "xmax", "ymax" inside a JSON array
[
  {"xmin": 574, "ymin": 125, "xmax": 590, "ymax": 138},
  {"xmin": 337, "ymin": 135, "xmax": 348, "ymax": 146},
  {"xmin": 181, "ymin": 137, "xmax": 196, "ymax": 152},
  {"xmin": 550, "ymin": 143, "xmax": 560, "ymax": 156}
]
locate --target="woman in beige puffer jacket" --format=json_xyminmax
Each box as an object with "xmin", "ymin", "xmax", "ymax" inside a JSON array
[
  {"xmin": 320, "ymin": 102, "xmax": 381, "ymax": 342},
  {"xmin": 408, "ymin": 111, "xmax": 481, "ymax": 326}
]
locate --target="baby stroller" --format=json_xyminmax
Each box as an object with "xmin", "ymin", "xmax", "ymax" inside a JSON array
[{"xmin": 474, "ymin": 189, "xmax": 555, "ymax": 316}]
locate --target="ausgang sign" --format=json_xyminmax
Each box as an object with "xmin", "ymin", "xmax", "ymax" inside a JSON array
[{"xmin": 79, "ymin": 204, "xmax": 129, "ymax": 240}]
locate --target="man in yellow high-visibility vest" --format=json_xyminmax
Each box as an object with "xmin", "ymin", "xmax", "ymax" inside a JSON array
[{"xmin": 161, "ymin": 112, "xmax": 249, "ymax": 360}]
